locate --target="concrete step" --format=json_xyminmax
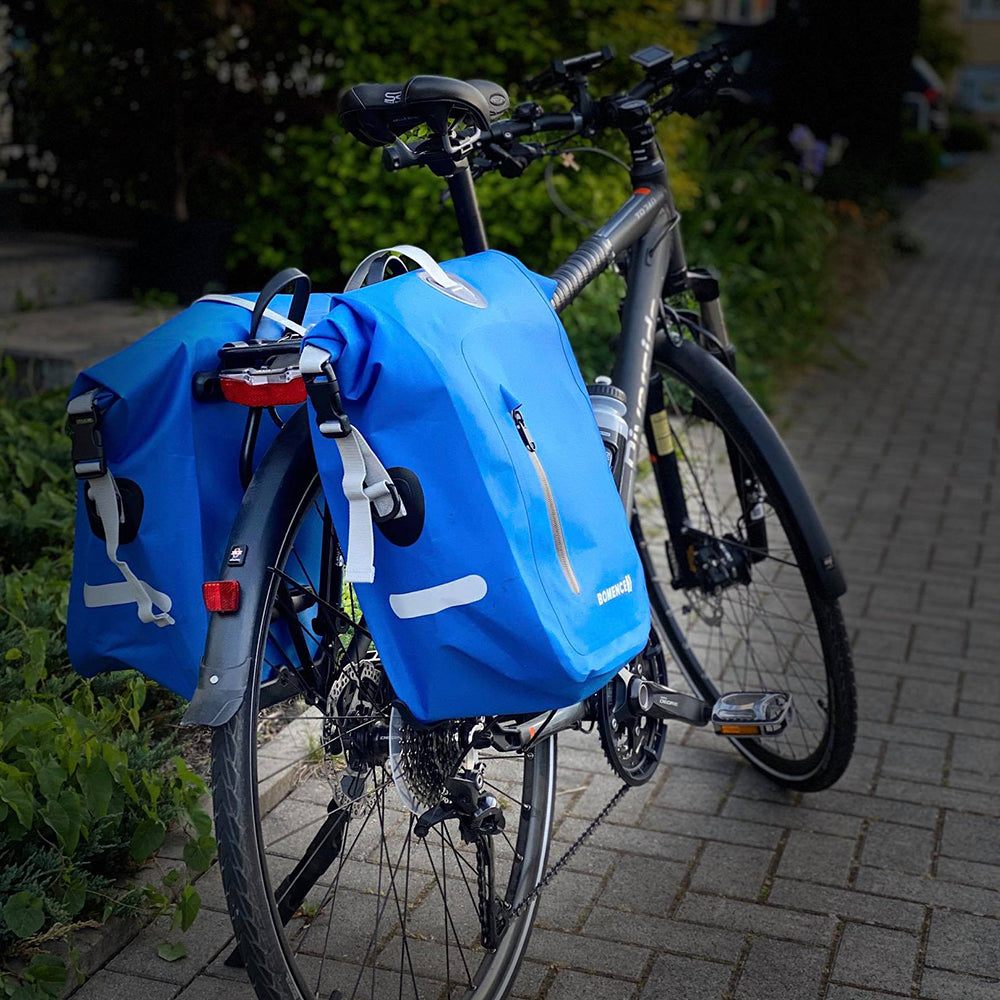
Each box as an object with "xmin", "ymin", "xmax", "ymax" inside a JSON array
[
  {"xmin": 0, "ymin": 298, "xmax": 180, "ymax": 391},
  {"xmin": 0, "ymin": 232, "xmax": 135, "ymax": 315}
]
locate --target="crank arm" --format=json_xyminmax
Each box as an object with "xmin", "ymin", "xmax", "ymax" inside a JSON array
[
  {"xmin": 628, "ymin": 672, "xmax": 793, "ymax": 738},
  {"xmin": 626, "ymin": 673, "xmax": 712, "ymax": 727}
]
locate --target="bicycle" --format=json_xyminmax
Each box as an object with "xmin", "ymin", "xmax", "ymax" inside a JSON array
[{"xmin": 183, "ymin": 41, "xmax": 857, "ymax": 1000}]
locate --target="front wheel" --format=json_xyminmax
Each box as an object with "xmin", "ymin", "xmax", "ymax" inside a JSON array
[
  {"xmin": 209, "ymin": 433, "xmax": 556, "ymax": 1000},
  {"xmin": 636, "ymin": 344, "xmax": 857, "ymax": 791}
]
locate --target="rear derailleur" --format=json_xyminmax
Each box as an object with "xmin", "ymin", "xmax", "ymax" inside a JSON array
[{"xmin": 414, "ymin": 766, "xmax": 509, "ymax": 950}]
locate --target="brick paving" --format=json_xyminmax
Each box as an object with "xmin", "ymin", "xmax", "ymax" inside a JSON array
[{"xmin": 74, "ymin": 151, "xmax": 1000, "ymax": 998}]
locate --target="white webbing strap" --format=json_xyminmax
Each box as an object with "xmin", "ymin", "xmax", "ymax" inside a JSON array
[
  {"xmin": 344, "ymin": 244, "xmax": 464, "ymax": 294},
  {"xmin": 335, "ymin": 426, "xmax": 403, "ymax": 584},
  {"xmin": 83, "ymin": 470, "xmax": 175, "ymax": 627},
  {"xmin": 195, "ymin": 293, "xmax": 309, "ymax": 337}
]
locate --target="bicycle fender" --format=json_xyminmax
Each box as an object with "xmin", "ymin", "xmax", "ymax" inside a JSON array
[
  {"xmin": 182, "ymin": 406, "xmax": 318, "ymax": 727},
  {"xmin": 655, "ymin": 337, "xmax": 847, "ymax": 601}
]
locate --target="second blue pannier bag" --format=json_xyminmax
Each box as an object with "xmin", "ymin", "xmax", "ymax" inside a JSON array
[
  {"xmin": 302, "ymin": 246, "xmax": 650, "ymax": 723},
  {"xmin": 66, "ymin": 289, "xmax": 334, "ymax": 698}
]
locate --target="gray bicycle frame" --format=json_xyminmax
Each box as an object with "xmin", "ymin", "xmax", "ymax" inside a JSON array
[
  {"xmin": 183, "ymin": 159, "xmax": 847, "ymax": 730},
  {"xmin": 552, "ymin": 184, "xmax": 681, "ymax": 511}
]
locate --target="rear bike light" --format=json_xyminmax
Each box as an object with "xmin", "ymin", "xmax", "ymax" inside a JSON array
[
  {"xmin": 219, "ymin": 366, "xmax": 307, "ymax": 407},
  {"xmin": 203, "ymin": 580, "xmax": 241, "ymax": 613}
]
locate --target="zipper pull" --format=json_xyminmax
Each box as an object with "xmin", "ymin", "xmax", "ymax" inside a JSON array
[{"xmin": 512, "ymin": 407, "xmax": 536, "ymax": 452}]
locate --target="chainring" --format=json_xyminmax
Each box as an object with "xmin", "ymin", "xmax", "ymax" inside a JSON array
[{"xmin": 596, "ymin": 628, "xmax": 669, "ymax": 785}]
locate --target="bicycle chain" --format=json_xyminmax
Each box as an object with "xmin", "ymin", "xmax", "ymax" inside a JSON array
[{"xmin": 506, "ymin": 781, "xmax": 631, "ymax": 921}]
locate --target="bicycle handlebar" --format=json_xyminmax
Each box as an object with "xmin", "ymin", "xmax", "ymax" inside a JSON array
[{"xmin": 381, "ymin": 39, "xmax": 744, "ymax": 179}]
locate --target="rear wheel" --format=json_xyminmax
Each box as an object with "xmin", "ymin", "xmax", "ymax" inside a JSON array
[
  {"xmin": 210, "ymin": 463, "xmax": 556, "ymax": 1000},
  {"xmin": 636, "ymin": 349, "xmax": 856, "ymax": 791}
]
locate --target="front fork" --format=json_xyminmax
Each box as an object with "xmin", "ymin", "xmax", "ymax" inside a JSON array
[{"xmin": 646, "ymin": 270, "xmax": 768, "ymax": 586}]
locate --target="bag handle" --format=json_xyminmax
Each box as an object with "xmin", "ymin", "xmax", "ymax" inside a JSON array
[
  {"xmin": 249, "ymin": 267, "xmax": 312, "ymax": 338},
  {"xmin": 344, "ymin": 244, "xmax": 486, "ymax": 308}
]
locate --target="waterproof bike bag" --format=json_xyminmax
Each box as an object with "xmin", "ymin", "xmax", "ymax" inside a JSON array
[
  {"xmin": 303, "ymin": 247, "xmax": 649, "ymax": 723},
  {"xmin": 66, "ymin": 291, "xmax": 334, "ymax": 698}
]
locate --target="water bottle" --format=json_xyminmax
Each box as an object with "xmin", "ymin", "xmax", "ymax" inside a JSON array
[{"xmin": 587, "ymin": 377, "xmax": 629, "ymax": 486}]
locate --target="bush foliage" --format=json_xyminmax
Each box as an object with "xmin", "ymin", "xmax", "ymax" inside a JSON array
[{"xmin": 0, "ymin": 379, "xmax": 214, "ymax": 999}]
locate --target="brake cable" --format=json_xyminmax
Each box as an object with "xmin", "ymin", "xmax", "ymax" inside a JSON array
[{"xmin": 542, "ymin": 144, "xmax": 631, "ymax": 228}]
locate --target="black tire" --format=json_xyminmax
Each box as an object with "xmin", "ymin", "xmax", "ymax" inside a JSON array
[
  {"xmin": 210, "ymin": 459, "xmax": 556, "ymax": 1000},
  {"xmin": 637, "ymin": 348, "xmax": 856, "ymax": 792}
]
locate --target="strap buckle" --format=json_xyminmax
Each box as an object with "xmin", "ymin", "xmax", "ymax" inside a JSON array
[
  {"xmin": 304, "ymin": 373, "xmax": 352, "ymax": 439},
  {"xmin": 67, "ymin": 397, "xmax": 107, "ymax": 479}
]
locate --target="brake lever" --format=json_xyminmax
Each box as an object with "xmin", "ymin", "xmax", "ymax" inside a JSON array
[{"xmin": 482, "ymin": 141, "xmax": 543, "ymax": 179}]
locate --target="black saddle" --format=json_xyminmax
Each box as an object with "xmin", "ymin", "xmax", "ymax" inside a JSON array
[{"xmin": 339, "ymin": 75, "xmax": 510, "ymax": 147}]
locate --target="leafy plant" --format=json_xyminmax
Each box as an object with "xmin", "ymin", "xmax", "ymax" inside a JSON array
[
  {"xmin": 227, "ymin": 0, "xmax": 697, "ymax": 286},
  {"xmin": 0, "ymin": 376, "xmax": 214, "ymax": 999},
  {"xmin": 895, "ymin": 129, "xmax": 943, "ymax": 186},
  {"xmin": 680, "ymin": 123, "xmax": 837, "ymax": 402},
  {"xmin": 918, "ymin": 0, "xmax": 967, "ymax": 83},
  {"xmin": 944, "ymin": 116, "xmax": 993, "ymax": 153}
]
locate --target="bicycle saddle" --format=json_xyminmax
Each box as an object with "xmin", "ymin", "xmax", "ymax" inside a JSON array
[{"xmin": 339, "ymin": 75, "xmax": 510, "ymax": 146}]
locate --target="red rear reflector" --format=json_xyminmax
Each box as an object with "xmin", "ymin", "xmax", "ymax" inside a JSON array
[
  {"xmin": 220, "ymin": 369, "xmax": 307, "ymax": 407},
  {"xmin": 634, "ymin": 186, "xmax": 651, "ymax": 195},
  {"xmin": 203, "ymin": 580, "xmax": 240, "ymax": 613}
]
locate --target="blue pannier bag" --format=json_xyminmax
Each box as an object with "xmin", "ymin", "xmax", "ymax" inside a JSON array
[
  {"xmin": 67, "ymin": 281, "xmax": 334, "ymax": 698},
  {"xmin": 302, "ymin": 245, "xmax": 649, "ymax": 723}
]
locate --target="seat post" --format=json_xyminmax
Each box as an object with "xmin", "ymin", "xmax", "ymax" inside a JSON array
[{"xmin": 446, "ymin": 162, "xmax": 488, "ymax": 255}]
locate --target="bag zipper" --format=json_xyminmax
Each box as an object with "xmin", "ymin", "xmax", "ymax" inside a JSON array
[{"xmin": 512, "ymin": 407, "xmax": 582, "ymax": 595}]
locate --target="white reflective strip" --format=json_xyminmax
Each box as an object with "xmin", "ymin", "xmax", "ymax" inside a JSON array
[
  {"xmin": 389, "ymin": 575, "xmax": 488, "ymax": 620},
  {"xmin": 195, "ymin": 293, "xmax": 309, "ymax": 336}
]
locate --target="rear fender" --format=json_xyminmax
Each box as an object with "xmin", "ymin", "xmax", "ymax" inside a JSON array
[{"xmin": 182, "ymin": 407, "xmax": 318, "ymax": 727}]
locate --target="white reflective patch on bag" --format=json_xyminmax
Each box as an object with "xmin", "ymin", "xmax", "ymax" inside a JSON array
[{"xmin": 389, "ymin": 575, "xmax": 488, "ymax": 619}]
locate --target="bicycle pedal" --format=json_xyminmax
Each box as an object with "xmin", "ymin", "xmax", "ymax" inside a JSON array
[{"xmin": 711, "ymin": 691, "xmax": 791, "ymax": 737}]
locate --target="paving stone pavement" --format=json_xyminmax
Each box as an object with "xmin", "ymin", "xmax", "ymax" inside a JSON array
[{"xmin": 73, "ymin": 151, "xmax": 1000, "ymax": 999}]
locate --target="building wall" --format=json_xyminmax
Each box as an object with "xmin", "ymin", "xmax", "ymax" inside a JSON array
[
  {"xmin": 946, "ymin": 0, "xmax": 1000, "ymax": 112},
  {"xmin": 682, "ymin": 0, "xmax": 777, "ymax": 26}
]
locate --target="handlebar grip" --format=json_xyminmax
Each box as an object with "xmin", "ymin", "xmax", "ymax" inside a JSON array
[
  {"xmin": 549, "ymin": 235, "xmax": 614, "ymax": 313},
  {"xmin": 488, "ymin": 112, "xmax": 580, "ymax": 141}
]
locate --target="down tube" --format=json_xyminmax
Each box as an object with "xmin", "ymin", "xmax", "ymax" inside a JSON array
[{"xmin": 611, "ymin": 217, "xmax": 673, "ymax": 511}]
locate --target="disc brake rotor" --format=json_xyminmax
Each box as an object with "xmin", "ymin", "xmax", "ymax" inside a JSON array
[{"xmin": 322, "ymin": 657, "xmax": 388, "ymax": 816}]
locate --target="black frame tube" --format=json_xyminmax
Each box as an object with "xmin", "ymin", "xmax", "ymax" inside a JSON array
[{"xmin": 447, "ymin": 164, "xmax": 489, "ymax": 255}]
